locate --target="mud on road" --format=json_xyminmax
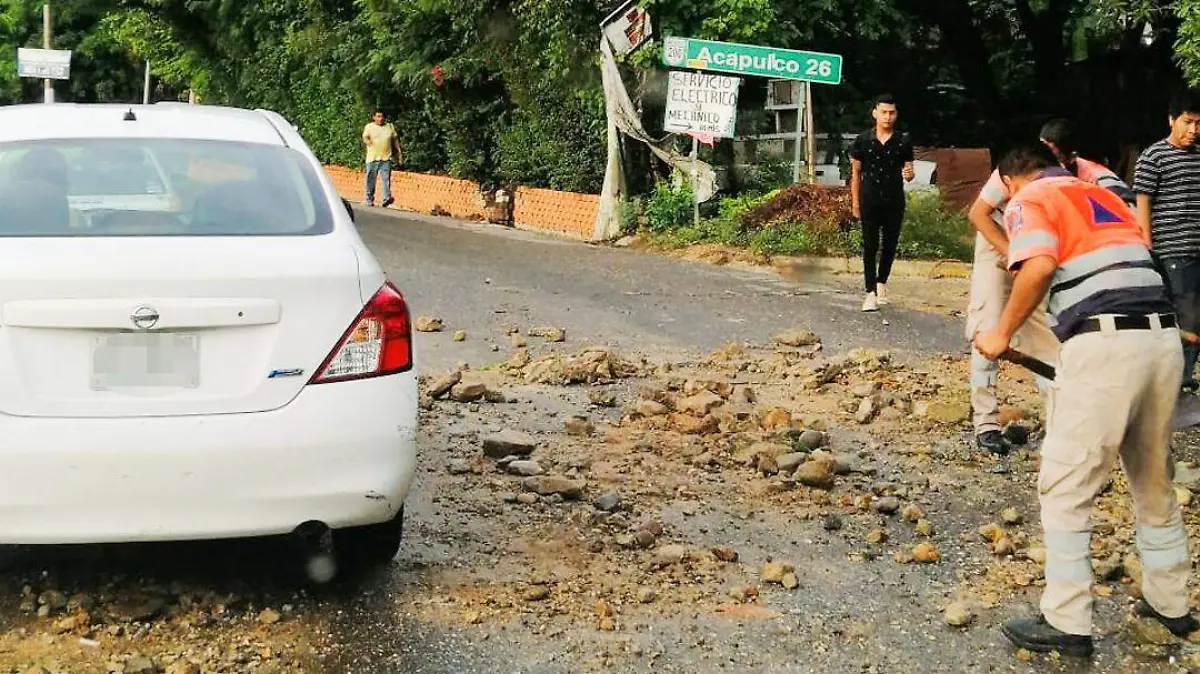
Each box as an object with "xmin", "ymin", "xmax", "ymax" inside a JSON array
[{"xmin": 4, "ymin": 322, "xmax": 1200, "ymax": 674}]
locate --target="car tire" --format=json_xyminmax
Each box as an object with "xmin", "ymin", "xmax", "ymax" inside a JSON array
[{"xmin": 334, "ymin": 506, "xmax": 404, "ymax": 569}]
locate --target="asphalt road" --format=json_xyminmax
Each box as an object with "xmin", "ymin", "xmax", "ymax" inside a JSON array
[
  {"xmin": 357, "ymin": 209, "xmax": 965, "ymax": 373},
  {"xmin": 331, "ymin": 211, "xmax": 1146, "ymax": 674},
  {"xmin": 0, "ymin": 209, "xmax": 1156, "ymax": 674},
  {"xmin": 336, "ymin": 211, "xmax": 1190, "ymax": 674}
]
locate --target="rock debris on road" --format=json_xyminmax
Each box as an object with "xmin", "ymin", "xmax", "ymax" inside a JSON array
[{"xmin": 2, "ymin": 211, "xmax": 1199, "ymax": 674}]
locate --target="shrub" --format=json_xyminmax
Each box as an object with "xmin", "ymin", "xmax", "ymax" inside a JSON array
[
  {"xmin": 288, "ymin": 80, "xmax": 370, "ymax": 167},
  {"xmin": 615, "ymin": 196, "xmax": 642, "ymax": 235},
  {"xmin": 435, "ymin": 93, "xmax": 505, "ymax": 186},
  {"xmin": 895, "ymin": 190, "xmax": 974, "ymax": 260},
  {"xmin": 734, "ymin": 154, "xmax": 795, "ymax": 195},
  {"xmin": 655, "ymin": 221, "xmax": 732, "ymax": 247},
  {"xmin": 747, "ymin": 223, "xmax": 854, "ymax": 256},
  {"xmin": 715, "ymin": 192, "xmax": 774, "ymax": 233},
  {"xmin": 389, "ymin": 94, "xmax": 449, "ymax": 174},
  {"xmin": 644, "ymin": 181, "xmax": 694, "ymax": 233},
  {"xmin": 494, "ymin": 90, "xmax": 606, "ymax": 194},
  {"xmin": 655, "ymin": 201, "xmax": 746, "ymax": 247}
]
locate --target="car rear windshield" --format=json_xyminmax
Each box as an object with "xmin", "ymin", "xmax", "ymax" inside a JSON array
[{"xmin": 0, "ymin": 138, "xmax": 334, "ymax": 237}]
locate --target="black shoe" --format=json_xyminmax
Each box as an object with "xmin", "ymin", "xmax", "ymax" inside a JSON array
[
  {"xmin": 1002, "ymin": 423, "xmax": 1031, "ymax": 447},
  {"xmin": 1136, "ymin": 599, "xmax": 1199, "ymax": 638},
  {"xmin": 1001, "ymin": 615, "xmax": 1094, "ymax": 658},
  {"xmin": 382, "ymin": 196, "xmax": 395, "ymax": 208},
  {"xmin": 977, "ymin": 430, "xmax": 1012, "ymax": 455}
]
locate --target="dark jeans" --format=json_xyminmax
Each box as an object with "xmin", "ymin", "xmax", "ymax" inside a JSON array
[
  {"xmin": 861, "ymin": 195, "xmax": 906, "ymax": 293},
  {"xmin": 1164, "ymin": 256, "xmax": 1200, "ymax": 384}
]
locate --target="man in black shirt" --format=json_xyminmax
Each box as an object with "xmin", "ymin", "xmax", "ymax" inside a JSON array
[{"xmin": 850, "ymin": 94, "xmax": 916, "ymax": 312}]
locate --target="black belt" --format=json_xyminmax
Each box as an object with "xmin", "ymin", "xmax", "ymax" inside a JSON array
[{"xmin": 1069, "ymin": 313, "xmax": 1177, "ymax": 340}]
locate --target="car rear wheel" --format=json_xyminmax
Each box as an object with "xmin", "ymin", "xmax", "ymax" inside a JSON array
[{"xmin": 334, "ymin": 507, "xmax": 405, "ymax": 569}]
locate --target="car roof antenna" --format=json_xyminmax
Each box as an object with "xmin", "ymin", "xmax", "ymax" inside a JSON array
[{"xmin": 123, "ymin": 108, "xmax": 137, "ymax": 121}]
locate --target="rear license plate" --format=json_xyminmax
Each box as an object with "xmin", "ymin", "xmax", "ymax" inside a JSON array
[{"xmin": 90, "ymin": 333, "xmax": 200, "ymax": 390}]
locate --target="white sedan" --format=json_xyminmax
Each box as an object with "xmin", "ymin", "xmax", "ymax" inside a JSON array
[{"xmin": 0, "ymin": 103, "xmax": 418, "ymax": 578}]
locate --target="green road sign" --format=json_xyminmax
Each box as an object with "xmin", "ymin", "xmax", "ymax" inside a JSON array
[{"xmin": 662, "ymin": 36, "xmax": 842, "ymax": 85}]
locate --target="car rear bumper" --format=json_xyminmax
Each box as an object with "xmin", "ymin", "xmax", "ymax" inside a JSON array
[{"xmin": 0, "ymin": 374, "xmax": 418, "ymax": 544}]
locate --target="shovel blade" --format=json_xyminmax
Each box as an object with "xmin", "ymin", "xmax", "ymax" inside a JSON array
[{"xmin": 1175, "ymin": 394, "xmax": 1200, "ymax": 431}]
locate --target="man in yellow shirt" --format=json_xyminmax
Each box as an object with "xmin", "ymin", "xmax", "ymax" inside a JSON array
[{"xmin": 362, "ymin": 109, "xmax": 402, "ymax": 208}]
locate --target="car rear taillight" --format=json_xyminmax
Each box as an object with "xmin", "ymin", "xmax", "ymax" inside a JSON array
[{"xmin": 309, "ymin": 281, "xmax": 412, "ymax": 384}]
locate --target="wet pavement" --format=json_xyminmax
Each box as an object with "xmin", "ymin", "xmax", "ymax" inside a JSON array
[{"xmin": 358, "ymin": 209, "xmax": 966, "ymax": 371}]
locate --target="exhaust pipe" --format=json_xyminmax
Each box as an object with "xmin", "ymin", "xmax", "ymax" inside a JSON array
[{"xmin": 292, "ymin": 521, "xmax": 337, "ymax": 584}]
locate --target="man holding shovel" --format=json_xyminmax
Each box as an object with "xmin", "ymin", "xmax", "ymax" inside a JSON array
[
  {"xmin": 974, "ymin": 144, "xmax": 1195, "ymax": 657},
  {"xmin": 965, "ymin": 118, "xmax": 1135, "ymax": 455}
]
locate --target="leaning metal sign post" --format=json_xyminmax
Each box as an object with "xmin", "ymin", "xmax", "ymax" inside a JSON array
[
  {"xmin": 18, "ymin": 4, "xmax": 69, "ymax": 103},
  {"xmin": 662, "ymin": 36, "xmax": 844, "ymax": 184},
  {"xmin": 663, "ymin": 71, "xmax": 742, "ymax": 227}
]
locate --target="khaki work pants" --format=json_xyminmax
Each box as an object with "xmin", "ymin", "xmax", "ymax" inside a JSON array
[
  {"xmin": 965, "ymin": 233, "xmax": 1061, "ymax": 433},
  {"xmin": 1039, "ymin": 317, "xmax": 1190, "ymax": 635}
]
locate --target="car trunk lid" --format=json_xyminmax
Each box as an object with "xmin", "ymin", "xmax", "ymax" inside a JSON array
[{"xmin": 0, "ymin": 236, "xmax": 364, "ymax": 418}]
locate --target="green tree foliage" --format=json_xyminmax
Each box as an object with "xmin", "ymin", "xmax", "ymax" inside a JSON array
[
  {"xmin": 0, "ymin": 0, "xmax": 26, "ymax": 102},
  {"xmin": 1178, "ymin": 0, "xmax": 1200, "ymax": 83},
  {"xmin": 354, "ymin": 0, "xmax": 610, "ymax": 185},
  {"xmin": 0, "ymin": 0, "xmax": 1194, "ymax": 191},
  {"xmin": 99, "ymin": 7, "xmax": 207, "ymax": 94},
  {"xmin": 2, "ymin": 0, "xmax": 147, "ymax": 104}
]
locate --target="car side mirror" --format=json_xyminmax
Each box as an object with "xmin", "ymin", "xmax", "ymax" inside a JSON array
[{"xmin": 341, "ymin": 197, "xmax": 355, "ymax": 222}]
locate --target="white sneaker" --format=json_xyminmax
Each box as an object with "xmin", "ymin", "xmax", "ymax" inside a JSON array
[
  {"xmin": 876, "ymin": 283, "xmax": 889, "ymax": 305},
  {"xmin": 862, "ymin": 293, "xmax": 878, "ymax": 312}
]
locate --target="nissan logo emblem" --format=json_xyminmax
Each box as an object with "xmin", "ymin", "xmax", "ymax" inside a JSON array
[{"xmin": 130, "ymin": 306, "xmax": 160, "ymax": 330}]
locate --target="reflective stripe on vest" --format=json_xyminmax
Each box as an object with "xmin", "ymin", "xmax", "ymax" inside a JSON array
[
  {"xmin": 1009, "ymin": 230, "xmax": 1059, "ymax": 261},
  {"xmin": 1056, "ymin": 244, "xmax": 1151, "ymax": 282},
  {"xmin": 1046, "ymin": 243, "xmax": 1159, "ymax": 318},
  {"xmin": 1049, "ymin": 266, "xmax": 1163, "ymax": 316}
]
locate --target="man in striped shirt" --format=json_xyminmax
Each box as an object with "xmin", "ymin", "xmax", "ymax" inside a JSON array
[
  {"xmin": 1134, "ymin": 89, "xmax": 1200, "ymax": 390},
  {"xmin": 975, "ymin": 144, "xmax": 1194, "ymax": 658},
  {"xmin": 965, "ymin": 119, "xmax": 1134, "ymax": 455}
]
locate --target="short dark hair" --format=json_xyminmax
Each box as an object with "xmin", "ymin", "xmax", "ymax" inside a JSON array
[
  {"xmin": 997, "ymin": 143, "xmax": 1060, "ymax": 178},
  {"xmin": 372, "ymin": 108, "xmax": 385, "ymax": 117},
  {"xmin": 874, "ymin": 94, "xmax": 896, "ymax": 108},
  {"xmin": 1169, "ymin": 89, "xmax": 1200, "ymax": 118},
  {"xmin": 1039, "ymin": 117, "xmax": 1078, "ymax": 156}
]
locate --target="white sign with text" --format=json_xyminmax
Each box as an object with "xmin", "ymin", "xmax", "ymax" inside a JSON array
[
  {"xmin": 17, "ymin": 48, "xmax": 71, "ymax": 80},
  {"xmin": 663, "ymin": 71, "xmax": 741, "ymax": 139}
]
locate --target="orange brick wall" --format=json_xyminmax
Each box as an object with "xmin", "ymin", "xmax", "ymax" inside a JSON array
[
  {"xmin": 322, "ymin": 165, "xmax": 599, "ymax": 241},
  {"xmin": 512, "ymin": 187, "xmax": 599, "ymax": 240},
  {"xmin": 324, "ymin": 165, "xmax": 488, "ymax": 221},
  {"xmin": 325, "ymin": 164, "xmax": 365, "ymax": 202}
]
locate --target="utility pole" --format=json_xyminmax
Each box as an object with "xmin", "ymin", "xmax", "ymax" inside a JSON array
[
  {"xmin": 42, "ymin": 3, "xmax": 53, "ymax": 104},
  {"xmin": 143, "ymin": 61, "xmax": 151, "ymax": 104}
]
